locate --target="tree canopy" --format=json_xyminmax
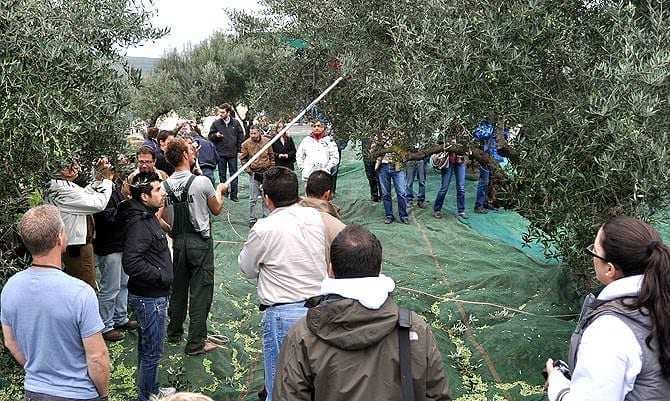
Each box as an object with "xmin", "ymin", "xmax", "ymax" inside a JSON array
[
  {"xmin": 0, "ymin": 0, "xmax": 165, "ymax": 281},
  {"xmin": 226, "ymin": 0, "xmax": 670, "ymax": 288}
]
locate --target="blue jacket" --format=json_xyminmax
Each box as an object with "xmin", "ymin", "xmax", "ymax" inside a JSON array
[
  {"xmin": 142, "ymin": 138, "xmax": 160, "ymax": 158},
  {"xmin": 473, "ymin": 121, "xmax": 505, "ymax": 163},
  {"xmin": 194, "ymin": 135, "xmax": 220, "ymax": 169}
]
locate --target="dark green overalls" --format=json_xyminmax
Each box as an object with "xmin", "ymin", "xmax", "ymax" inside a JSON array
[{"xmin": 164, "ymin": 175, "xmax": 214, "ymax": 353}]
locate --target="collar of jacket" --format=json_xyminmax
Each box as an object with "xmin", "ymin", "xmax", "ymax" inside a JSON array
[
  {"xmin": 128, "ymin": 198, "xmax": 159, "ymax": 218},
  {"xmin": 597, "ymin": 274, "xmax": 643, "ymax": 301}
]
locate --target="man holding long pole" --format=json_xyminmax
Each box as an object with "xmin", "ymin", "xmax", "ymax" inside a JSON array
[{"xmin": 163, "ymin": 138, "xmax": 228, "ymax": 356}]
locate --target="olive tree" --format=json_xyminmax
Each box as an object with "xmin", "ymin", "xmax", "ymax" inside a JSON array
[{"xmin": 231, "ymin": 0, "xmax": 670, "ymax": 289}]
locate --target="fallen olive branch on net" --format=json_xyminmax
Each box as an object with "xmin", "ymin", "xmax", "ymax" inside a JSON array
[{"xmin": 397, "ymin": 286, "xmax": 578, "ymax": 319}]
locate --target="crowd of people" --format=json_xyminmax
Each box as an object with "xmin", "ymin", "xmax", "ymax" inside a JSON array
[
  {"xmin": 364, "ymin": 118, "xmax": 507, "ymax": 225},
  {"xmin": 1, "ymin": 104, "xmax": 669, "ymax": 401}
]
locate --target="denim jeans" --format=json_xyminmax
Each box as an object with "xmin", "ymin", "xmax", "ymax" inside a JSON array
[
  {"xmin": 217, "ymin": 156, "xmax": 238, "ymax": 198},
  {"xmin": 405, "ymin": 158, "xmax": 427, "ymax": 202},
  {"xmin": 201, "ymin": 167, "xmax": 216, "ymax": 185},
  {"xmin": 128, "ymin": 295, "xmax": 168, "ymax": 401},
  {"xmin": 248, "ymin": 175, "xmax": 267, "ymax": 224},
  {"xmin": 475, "ymin": 164, "xmax": 491, "ymax": 208},
  {"xmin": 433, "ymin": 163, "xmax": 466, "ymax": 214},
  {"xmin": 378, "ymin": 163, "xmax": 408, "ymax": 219},
  {"xmin": 95, "ymin": 252, "xmax": 128, "ymax": 333},
  {"xmin": 262, "ymin": 302, "xmax": 308, "ymax": 401}
]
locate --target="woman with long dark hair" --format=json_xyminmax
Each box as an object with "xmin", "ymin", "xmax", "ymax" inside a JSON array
[{"xmin": 546, "ymin": 216, "xmax": 670, "ymax": 400}]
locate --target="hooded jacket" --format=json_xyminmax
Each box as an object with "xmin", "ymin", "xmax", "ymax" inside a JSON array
[
  {"xmin": 273, "ymin": 294, "xmax": 451, "ymax": 401},
  {"xmin": 117, "ymin": 199, "xmax": 173, "ymax": 298},
  {"xmin": 296, "ymin": 135, "xmax": 339, "ymax": 180}
]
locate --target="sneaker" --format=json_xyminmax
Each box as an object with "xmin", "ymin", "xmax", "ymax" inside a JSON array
[
  {"xmin": 230, "ymin": 197, "xmax": 239, "ymax": 202},
  {"xmin": 484, "ymin": 204, "xmax": 498, "ymax": 211},
  {"xmin": 458, "ymin": 212, "xmax": 468, "ymax": 219},
  {"xmin": 399, "ymin": 217, "xmax": 410, "ymax": 224},
  {"xmin": 384, "ymin": 217, "xmax": 394, "ymax": 224},
  {"xmin": 474, "ymin": 206, "xmax": 488, "ymax": 214},
  {"xmin": 371, "ymin": 195, "xmax": 380, "ymax": 203},
  {"xmin": 433, "ymin": 211, "xmax": 443, "ymax": 219},
  {"xmin": 249, "ymin": 220, "xmax": 257, "ymax": 228},
  {"xmin": 102, "ymin": 329, "xmax": 125, "ymax": 342},
  {"xmin": 185, "ymin": 340, "xmax": 219, "ymax": 356},
  {"xmin": 417, "ymin": 201, "xmax": 427, "ymax": 209},
  {"xmin": 114, "ymin": 320, "xmax": 138, "ymax": 331},
  {"xmin": 207, "ymin": 334, "xmax": 229, "ymax": 346}
]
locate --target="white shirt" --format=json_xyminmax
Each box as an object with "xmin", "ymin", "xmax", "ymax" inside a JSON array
[
  {"xmin": 238, "ymin": 204, "xmax": 328, "ymax": 305},
  {"xmin": 548, "ymin": 275, "xmax": 644, "ymax": 401}
]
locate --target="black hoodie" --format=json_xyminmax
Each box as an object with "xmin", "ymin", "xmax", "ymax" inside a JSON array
[{"xmin": 117, "ymin": 198, "xmax": 173, "ymax": 297}]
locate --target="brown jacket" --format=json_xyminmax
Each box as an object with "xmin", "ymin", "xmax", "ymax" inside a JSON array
[
  {"xmin": 240, "ymin": 136, "xmax": 274, "ymax": 173},
  {"xmin": 299, "ymin": 196, "xmax": 341, "ymax": 219},
  {"xmin": 273, "ymin": 297, "xmax": 451, "ymax": 401}
]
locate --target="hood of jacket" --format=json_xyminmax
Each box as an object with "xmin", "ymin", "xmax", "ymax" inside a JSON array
[
  {"xmin": 306, "ymin": 297, "xmax": 399, "ymax": 351},
  {"xmin": 116, "ymin": 198, "xmax": 157, "ymax": 227}
]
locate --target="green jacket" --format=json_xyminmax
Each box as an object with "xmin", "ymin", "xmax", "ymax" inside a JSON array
[{"xmin": 273, "ymin": 296, "xmax": 452, "ymax": 401}]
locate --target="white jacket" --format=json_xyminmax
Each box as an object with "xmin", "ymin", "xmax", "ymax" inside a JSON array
[
  {"xmin": 547, "ymin": 275, "xmax": 644, "ymax": 401},
  {"xmin": 45, "ymin": 179, "xmax": 113, "ymax": 246},
  {"xmin": 296, "ymin": 135, "xmax": 339, "ymax": 180}
]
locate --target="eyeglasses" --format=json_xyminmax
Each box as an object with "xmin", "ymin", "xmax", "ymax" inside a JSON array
[{"xmin": 585, "ymin": 244, "xmax": 608, "ymax": 262}]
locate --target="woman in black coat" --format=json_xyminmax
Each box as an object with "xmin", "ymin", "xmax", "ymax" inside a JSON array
[{"xmin": 271, "ymin": 121, "xmax": 297, "ymax": 170}]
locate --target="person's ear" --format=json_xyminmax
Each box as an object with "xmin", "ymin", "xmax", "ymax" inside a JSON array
[
  {"xmin": 606, "ymin": 262, "xmax": 620, "ymax": 280},
  {"xmin": 324, "ymin": 190, "xmax": 333, "ymax": 201},
  {"xmin": 58, "ymin": 230, "xmax": 68, "ymax": 252}
]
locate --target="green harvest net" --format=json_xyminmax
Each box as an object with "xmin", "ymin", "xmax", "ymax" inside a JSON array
[
  {"xmin": 129, "ymin": 138, "xmax": 578, "ymax": 401},
  {"xmin": 0, "ymin": 138, "xmax": 610, "ymax": 401}
]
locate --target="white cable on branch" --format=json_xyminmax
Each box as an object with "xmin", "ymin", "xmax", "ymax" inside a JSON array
[{"xmin": 224, "ymin": 77, "xmax": 344, "ymax": 186}]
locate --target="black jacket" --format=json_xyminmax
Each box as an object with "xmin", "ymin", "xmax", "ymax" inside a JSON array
[
  {"xmin": 272, "ymin": 135, "xmax": 297, "ymax": 170},
  {"xmin": 155, "ymin": 152, "xmax": 175, "ymax": 176},
  {"xmin": 92, "ymin": 181, "xmax": 125, "ymax": 256},
  {"xmin": 118, "ymin": 199, "xmax": 173, "ymax": 298},
  {"xmin": 209, "ymin": 118, "xmax": 244, "ymax": 158}
]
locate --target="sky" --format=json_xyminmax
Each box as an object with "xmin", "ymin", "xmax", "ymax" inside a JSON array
[{"xmin": 125, "ymin": 0, "xmax": 259, "ymax": 59}]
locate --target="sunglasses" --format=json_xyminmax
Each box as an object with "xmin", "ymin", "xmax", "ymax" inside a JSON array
[{"xmin": 585, "ymin": 244, "xmax": 608, "ymax": 262}]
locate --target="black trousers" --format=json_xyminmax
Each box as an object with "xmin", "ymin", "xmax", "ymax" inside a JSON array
[{"xmin": 364, "ymin": 159, "xmax": 380, "ymax": 199}]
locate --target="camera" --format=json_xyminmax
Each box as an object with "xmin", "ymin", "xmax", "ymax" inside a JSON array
[{"xmin": 542, "ymin": 359, "xmax": 572, "ymax": 380}]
